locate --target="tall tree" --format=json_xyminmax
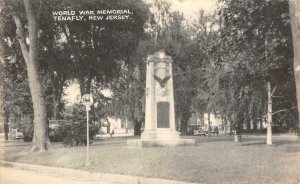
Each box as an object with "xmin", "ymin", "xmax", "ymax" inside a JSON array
[
  {"xmin": 13, "ymin": 0, "xmax": 49, "ymax": 151},
  {"xmin": 2, "ymin": 0, "xmax": 150, "ymax": 150},
  {"xmin": 109, "ymin": 62, "xmax": 145, "ymax": 135},
  {"xmin": 54, "ymin": 0, "xmax": 149, "ymax": 95},
  {"xmin": 289, "ymin": 0, "xmax": 300, "ymax": 127},
  {"xmin": 215, "ymin": 0, "xmax": 297, "ymax": 143}
]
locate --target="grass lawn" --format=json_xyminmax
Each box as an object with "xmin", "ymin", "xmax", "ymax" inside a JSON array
[{"xmin": 3, "ymin": 135, "xmax": 300, "ymax": 184}]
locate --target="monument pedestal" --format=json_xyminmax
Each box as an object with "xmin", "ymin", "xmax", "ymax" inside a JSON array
[
  {"xmin": 128, "ymin": 129, "xmax": 195, "ymax": 147},
  {"xmin": 127, "ymin": 51, "xmax": 195, "ymax": 147},
  {"xmin": 127, "ymin": 138, "xmax": 195, "ymax": 147},
  {"xmin": 141, "ymin": 129, "xmax": 180, "ymax": 139}
]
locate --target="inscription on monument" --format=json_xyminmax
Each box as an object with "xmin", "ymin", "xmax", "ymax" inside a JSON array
[{"xmin": 157, "ymin": 102, "xmax": 170, "ymax": 128}]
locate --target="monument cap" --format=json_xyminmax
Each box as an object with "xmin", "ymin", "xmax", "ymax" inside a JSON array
[{"xmin": 146, "ymin": 50, "xmax": 172, "ymax": 63}]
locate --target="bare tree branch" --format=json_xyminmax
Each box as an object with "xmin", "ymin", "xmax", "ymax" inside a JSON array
[
  {"xmin": 272, "ymin": 106, "xmax": 297, "ymax": 115},
  {"xmin": 0, "ymin": 42, "xmax": 5, "ymax": 65},
  {"xmin": 271, "ymin": 85, "xmax": 277, "ymax": 97},
  {"xmin": 0, "ymin": 56, "xmax": 4, "ymax": 64}
]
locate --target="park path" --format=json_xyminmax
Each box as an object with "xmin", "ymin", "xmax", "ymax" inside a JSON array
[
  {"xmin": 0, "ymin": 166, "xmax": 110, "ymax": 184},
  {"xmin": 0, "ymin": 161, "xmax": 201, "ymax": 184}
]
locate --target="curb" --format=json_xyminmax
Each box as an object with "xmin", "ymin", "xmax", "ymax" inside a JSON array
[{"xmin": 0, "ymin": 160, "xmax": 202, "ymax": 184}]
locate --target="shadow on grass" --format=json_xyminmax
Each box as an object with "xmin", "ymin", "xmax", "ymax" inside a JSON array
[
  {"xmin": 273, "ymin": 141, "xmax": 298, "ymax": 146},
  {"xmin": 285, "ymin": 149, "xmax": 300, "ymax": 153},
  {"xmin": 4, "ymin": 151, "xmax": 26, "ymax": 162},
  {"xmin": 186, "ymin": 136, "xmax": 234, "ymax": 143},
  {"xmin": 241, "ymin": 140, "xmax": 298, "ymax": 147},
  {"xmin": 3, "ymin": 145, "xmax": 32, "ymax": 162},
  {"xmin": 284, "ymin": 144, "xmax": 300, "ymax": 153},
  {"xmin": 1, "ymin": 144, "xmax": 31, "ymax": 148},
  {"xmin": 5, "ymin": 155, "xmax": 22, "ymax": 162},
  {"xmin": 240, "ymin": 141, "xmax": 266, "ymax": 146}
]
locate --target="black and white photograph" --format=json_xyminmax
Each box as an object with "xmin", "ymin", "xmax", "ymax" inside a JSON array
[{"xmin": 0, "ymin": 0, "xmax": 300, "ymax": 183}]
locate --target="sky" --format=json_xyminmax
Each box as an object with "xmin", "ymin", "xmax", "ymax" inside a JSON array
[
  {"xmin": 170, "ymin": 0, "xmax": 218, "ymax": 16},
  {"xmin": 146, "ymin": 0, "xmax": 218, "ymax": 17},
  {"xmin": 63, "ymin": 82, "xmax": 112, "ymax": 105},
  {"xmin": 63, "ymin": 82, "xmax": 81, "ymax": 105},
  {"xmin": 63, "ymin": 0, "xmax": 218, "ymax": 105}
]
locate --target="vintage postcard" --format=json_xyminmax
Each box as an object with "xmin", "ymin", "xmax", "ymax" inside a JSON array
[{"xmin": 0, "ymin": 0, "xmax": 300, "ymax": 183}]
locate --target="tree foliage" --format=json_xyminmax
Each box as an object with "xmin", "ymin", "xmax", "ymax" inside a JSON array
[
  {"xmin": 210, "ymin": 0, "xmax": 298, "ymax": 133},
  {"xmin": 1, "ymin": 0, "xmax": 150, "ymax": 149}
]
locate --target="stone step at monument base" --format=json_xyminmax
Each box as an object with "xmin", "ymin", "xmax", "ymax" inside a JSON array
[
  {"xmin": 127, "ymin": 139, "xmax": 195, "ymax": 147},
  {"xmin": 141, "ymin": 129, "xmax": 181, "ymax": 140}
]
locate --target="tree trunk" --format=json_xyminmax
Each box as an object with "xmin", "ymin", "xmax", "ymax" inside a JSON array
[
  {"xmin": 52, "ymin": 84, "xmax": 63, "ymax": 120},
  {"xmin": 245, "ymin": 113, "xmax": 251, "ymax": 131},
  {"xmin": 79, "ymin": 78, "xmax": 86, "ymax": 96},
  {"xmin": 4, "ymin": 113, "xmax": 9, "ymax": 140},
  {"xmin": 289, "ymin": 0, "xmax": 300, "ymax": 127},
  {"xmin": 0, "ymin": 56, "xmax": 4, "ymax": 135},
  {"xmin": 0, "ymin": 48, "xmax": 6, "ymax": 140},
  {"xmin": 235, "ymin": 112, "xmax": 244, "ymax": 142},
  {"xmin": 227, "ymin": 118, "xmax": 231, "ymax": 134},
  {"xmin": 52, "ymin": 97, "xmax": 58, "ymax": 120},
  {"xmin": 180, "ymin": 114, "xmax": 188, "ymax": 135},
  {"xmin": 259, "ymin": 109, "xmax": 263, "ymax": 133},
  {"xmin": 134, "ymin": 119, "xmax": 142, "ymax": 136},
  {"xmin": 177, "ymin": 116, "xmax": 182, "ymax": 132},
  {"xmin": 79, "ymin": 76, "xmax": 92, "ymax": 96},
  {"xmin": 50, "ymin": 73, "xmax": 64, "ymax": 120},
  {"xmin": 234, "ymin": 132, "xmax": 242, "ymax": 143},
  {"xmin": 107, "ymin": 122, "xmax": 110, "ymax": 134},
  {"xmin": 267, "ymin": 81, "xmax": 272, "ymax": 145},
  {"xmin": 253, "ymin": 118, "xmax": 257, "ymax": 130},
  {"xmin": 14, "ymin": 0, "xmax": 49, "ymax": 151},
  {"xmin": 207, "ymin": 111, "xmax": 211, "ymax": 136}
]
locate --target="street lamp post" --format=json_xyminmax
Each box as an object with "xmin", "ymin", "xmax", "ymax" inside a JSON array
[{"xmin": 82, "ymin": 94, "xmax": 93, "ymax": 166}]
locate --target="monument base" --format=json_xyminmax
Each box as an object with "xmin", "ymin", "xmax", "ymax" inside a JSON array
[
  {"xmin": 127, "ymin": 129, "xmax": 195, "ymax": 147},
  {"xmin": 127, "ymin": 139, "xmax": 195, "ymax": 147},
  {"xmin": 141, "ymin": 129, "xmax": 180, "ymax": 139}
]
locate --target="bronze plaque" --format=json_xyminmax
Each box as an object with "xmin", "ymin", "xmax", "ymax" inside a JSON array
[{"xmin": 157, "ymin": 102, "xmax": 170, "ymax": 128}]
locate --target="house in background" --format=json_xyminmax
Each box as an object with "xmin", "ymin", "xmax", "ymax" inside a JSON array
[
  {"xmin": 188, "ymin": 112, "xmax": 223, "ymax": 133},
  {"xmin": 187, "ymin": 111, "xmax": 268, "ymax": 134},
  {"xmin": 100, "ymin": 117, "xmax": 134, "ymax": 135}
]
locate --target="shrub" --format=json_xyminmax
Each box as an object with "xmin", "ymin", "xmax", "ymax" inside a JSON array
[
  {"xmin": 61, "ymin": 121, "xmax": 100, "ymax": 146},
  {"xmin": 49, "ymin": 127, "xmax": 64, "ymax": 142},
  {"xmin": 61, "ymin": 104, "xmax": 100, "ymax": 146},
  {"xmin": 21, "ymin": 118, "xmax": 33, "ymax": 142}
]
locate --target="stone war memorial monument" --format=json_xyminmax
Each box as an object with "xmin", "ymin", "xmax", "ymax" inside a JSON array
[{"xmin": 127, "ymin": 51, "xmax": 195, "ymax": 147}]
